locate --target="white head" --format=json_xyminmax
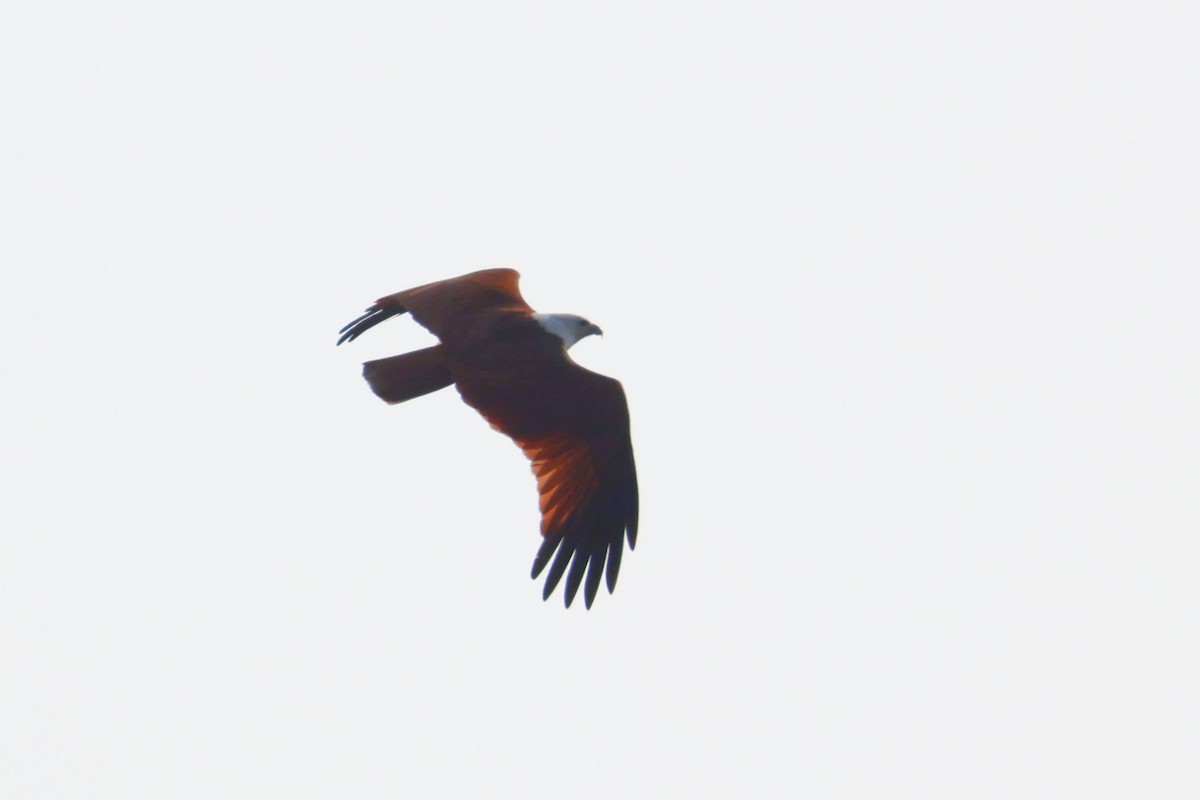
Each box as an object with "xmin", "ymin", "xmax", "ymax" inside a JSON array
[{"xmin": 533, "ymin": 313, "xmax": 604, "ymax": 349}]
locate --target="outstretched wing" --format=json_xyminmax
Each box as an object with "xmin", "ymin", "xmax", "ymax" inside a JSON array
[
  {"xmin": 456, "ymin": 359, "xmax": 639, "ymax": 608},
  {"xmin": 338, "ymin": 268, "xmax": 531, "ymax": 345}
]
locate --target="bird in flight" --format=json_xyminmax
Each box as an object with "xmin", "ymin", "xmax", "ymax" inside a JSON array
[{"xmin": 338, "ymin": 269, "xmax": 639, "ymax": 608}]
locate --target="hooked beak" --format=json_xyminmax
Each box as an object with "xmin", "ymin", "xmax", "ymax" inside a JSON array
[{"xmin": 590, "ymin": 324, "xmax": 604, "ymax": 338}]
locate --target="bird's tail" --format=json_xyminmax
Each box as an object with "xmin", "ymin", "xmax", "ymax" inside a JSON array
[{"xmin": 362, "ymin": 345, "xmax": 454, "ymax": 404}]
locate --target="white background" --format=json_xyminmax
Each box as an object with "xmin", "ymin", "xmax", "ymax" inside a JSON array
[{"xmin": 3, "ymin": 1, "xmax": 1197, "ymax": 797}]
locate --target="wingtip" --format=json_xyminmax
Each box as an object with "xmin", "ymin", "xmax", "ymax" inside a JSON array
[
  {"xmin": 336, "ymin": 309, "xmax": 375, "ymax": 345},
  {"xmin": 605, "ymin": 539, "xmax": 622, "ymax": 593},
  {"xmin": 564, "ymin": 551, "xmax": 587, "ymax": 608},
  {"xmin": 532, "ymin": 510, "xmax": 636, "ymax": 609},
  {"xmin": 531, "ymin": 537, "xmax": 558, "ymax": 581},
  {"xmin": 337, "ymin": 304, "xmax": 409, "ymax": 346}
]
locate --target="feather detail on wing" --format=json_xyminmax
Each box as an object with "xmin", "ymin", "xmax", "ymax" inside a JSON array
[
  {"xmin": 337, "ymin": 269, "xmax": 530, "ymax": 346},
  {"xmin": 457, "ymin": 364, "xmax": 639, "ymax": 608}
]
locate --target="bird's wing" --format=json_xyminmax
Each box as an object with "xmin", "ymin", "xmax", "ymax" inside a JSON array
[
  {"xmin": 338, "ymin": 268, "xmax": 531, "ymax": 345},
  {"xmin": 455, "ymin": 361, "xmax": 639, "ymax": 609}
]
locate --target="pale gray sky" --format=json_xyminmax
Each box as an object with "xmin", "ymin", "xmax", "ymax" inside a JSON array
[{"xmin": 3, "ymin": 1, "xmax": 1198, "ymax": 797}]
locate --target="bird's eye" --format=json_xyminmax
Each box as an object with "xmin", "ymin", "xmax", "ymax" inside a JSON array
[{"xmin": 578, "ymin": 319, "xmax": 589, "ymax": 327}]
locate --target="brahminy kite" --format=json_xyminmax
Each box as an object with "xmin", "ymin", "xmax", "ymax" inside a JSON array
[{"xmin": 338, "ymin": 269, "xmax": 638, "ymax": 608}]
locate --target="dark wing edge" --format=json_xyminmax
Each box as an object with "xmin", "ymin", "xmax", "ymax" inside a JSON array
[
  {"xmin": 337, "ymin": 269, "xmax": 527, "ymax": 346},
  {"xmin": 530, "ymin": 459, "xmax": 638, "ymax": 608},
  {"xmin": 525, "ymin": 377, "xmax": 639, "ymax": 609},
  {"xmin": 337, "ymin": 300, "xmax": 409, "ymax": 345}
]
